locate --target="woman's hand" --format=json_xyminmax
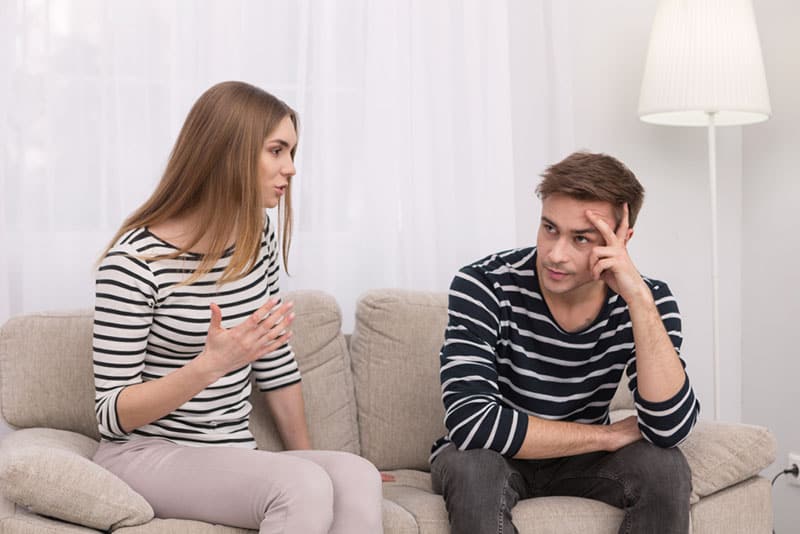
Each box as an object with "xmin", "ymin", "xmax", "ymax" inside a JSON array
[{"xmin": 197, "ymin": 299, "xmax": 295, "ymax": 382}]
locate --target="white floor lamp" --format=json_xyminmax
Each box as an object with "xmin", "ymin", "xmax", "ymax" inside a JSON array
[{"xmin": 638, "ymin": 0, "xmax": 771, "ymax": 420}]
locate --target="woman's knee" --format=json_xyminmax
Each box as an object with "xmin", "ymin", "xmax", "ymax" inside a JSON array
[
  {"xmin": 277, "ymin": 459, "xmax": 335, "ymax": 515},
  {"xmin": 327, "ymin": 452, "xmax": 382, "ymax": 489}
]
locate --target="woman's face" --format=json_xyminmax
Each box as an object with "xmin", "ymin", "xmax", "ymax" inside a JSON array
[{"xmin": 259, "ymin": 115, "xmax": 297, "ymax": 208}]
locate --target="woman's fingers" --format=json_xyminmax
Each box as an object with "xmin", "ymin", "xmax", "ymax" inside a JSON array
[
  {"xmin": 262, "ymin": 329, "xmax": 293, "ymax": 353},
  {"xmin": 209, "ymin": 302, "xmax": 224, "ymax": 332},
  {"xmin": 258, "ymin": 309, "xmax": 295, "ymax": 344}
]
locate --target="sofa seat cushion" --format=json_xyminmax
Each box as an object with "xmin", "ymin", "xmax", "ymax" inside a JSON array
[
  {"xmin": 114, "ymin": 518, "xmax": 253, "ymax": 533},
  {"xmin": 382, "ymin": 470, "xmax": 624, "ymax": 534},
  {"xmin": 2, "ymin": 507, "xmax": 103, "ymax": 533},
  {"xmin": 0, "ymin": 428, "xmax": 153, "ymax": 530}
]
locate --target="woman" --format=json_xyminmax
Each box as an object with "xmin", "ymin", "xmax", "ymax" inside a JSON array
[{"xmin": 92, "ymin": 81, "xmax": 383, "ymax": 533}]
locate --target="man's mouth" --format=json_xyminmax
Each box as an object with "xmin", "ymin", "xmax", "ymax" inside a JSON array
[{"xmin": 543, "ymin": 265, "xmax": 571, "ymax": 278}]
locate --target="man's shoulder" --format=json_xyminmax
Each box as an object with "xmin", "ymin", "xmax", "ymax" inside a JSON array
[{"xmin": 459, "ymin": 247, "xmax": 537, "ymax": 278}]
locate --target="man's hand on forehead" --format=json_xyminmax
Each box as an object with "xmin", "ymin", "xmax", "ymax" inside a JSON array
[{"xmin": 586, "ymin": 203, "xmax": 629, "ymax": 246}]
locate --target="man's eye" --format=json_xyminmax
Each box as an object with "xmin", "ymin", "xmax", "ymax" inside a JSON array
[
  {"xmin": 575, "ymin": 235, "xmax": 589, "ymax": 244},
  {"xmin": 543, "ymin": 224, "xmax": 555, "ymax": 233}
]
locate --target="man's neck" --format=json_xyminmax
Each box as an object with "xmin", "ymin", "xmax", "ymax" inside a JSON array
[{"xmin": 540, "ymin": 278, "xmax": 608, "ymax": 333}]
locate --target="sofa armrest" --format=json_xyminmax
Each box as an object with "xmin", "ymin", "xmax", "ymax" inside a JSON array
[
  {"xmin": 609, "ymin": 413, "xmax": 775, "ymax": 504},
  {"xmin": 0, "ymin": 428, "xmax": 153, "ymax": 530},
  {"xmin": 679, "ymin": 420, "xmax": 775, "ymax": 504}
]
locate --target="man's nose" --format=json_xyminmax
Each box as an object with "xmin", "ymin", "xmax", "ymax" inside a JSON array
[{"xmin": 548, "ymin": 238, "xmax": 569, "ymax": 263}]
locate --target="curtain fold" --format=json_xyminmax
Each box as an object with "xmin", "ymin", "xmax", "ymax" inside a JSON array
[{"xmin": 1, "ymin": 0, "xmax": 557, "ymax": 332}]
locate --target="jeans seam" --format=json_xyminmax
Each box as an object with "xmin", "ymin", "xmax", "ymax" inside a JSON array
[
  {"xmin": 545, "ymin": 471, "xmax": 633, "ymax": 534},
  {"xmin": 498, "ymin": 480, "xmax": 509, "ymax": 534}
]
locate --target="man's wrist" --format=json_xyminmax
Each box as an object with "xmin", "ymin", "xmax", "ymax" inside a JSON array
[{"xmin": 622, "ymin": 281, "xmax": 654, "ymax": 309}]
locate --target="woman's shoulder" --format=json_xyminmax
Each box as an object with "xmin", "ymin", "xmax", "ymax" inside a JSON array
[
  {"xmin": 99, "ymin": 228, "xmax": 169, "ymax": 274},
  {"xmin": 104, "ymin": 228, "xmax": 170, "ymax": 258}
]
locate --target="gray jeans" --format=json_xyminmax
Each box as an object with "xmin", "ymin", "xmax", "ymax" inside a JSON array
[
  {"xmin": 93, "ymin": 437, "xmax": 383, "ymax": 534},
  {"xmin": 431, "ymin": 440, "xmax": 691, "ymax": 534}
]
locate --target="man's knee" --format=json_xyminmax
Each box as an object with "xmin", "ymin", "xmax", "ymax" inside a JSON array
[
  {"xmin": 432, "ymin": 446, "xmax": 517, "ymax": 497},
  {"xmin": 620, "ymin": 441, "xmax": 692, "ymax": 503}
]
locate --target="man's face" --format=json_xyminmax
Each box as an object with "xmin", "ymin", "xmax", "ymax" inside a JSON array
[{"xmin": 535, "ymin": 194, "xmax": 618, "ymax": 296}]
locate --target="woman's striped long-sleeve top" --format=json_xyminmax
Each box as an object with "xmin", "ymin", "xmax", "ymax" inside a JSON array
[
  {"xmin": 431, "ymin": 247, "xmax": 699, "ymax": 460},
  {"xmin": 93, "ymin": 215, "xmax": 300, "ymax": 448}
]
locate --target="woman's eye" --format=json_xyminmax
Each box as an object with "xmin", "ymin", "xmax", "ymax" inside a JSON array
[{"xmin": 271, "ymin": 147, "xmax": 282, "ymax": 155}]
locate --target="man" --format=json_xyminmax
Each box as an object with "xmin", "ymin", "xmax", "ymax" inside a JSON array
[{"xmin": 430, "ymin": 151, "xmax": 699, "ymax": 534}]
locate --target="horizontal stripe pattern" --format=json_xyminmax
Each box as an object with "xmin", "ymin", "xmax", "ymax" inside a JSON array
[
  {"xmin": 93, "ymin": 215, "xmax": 300, "ymax": 448},
  {"xmin": 431, "ymin": 247, "xmax": 699, "ymax": 460}
]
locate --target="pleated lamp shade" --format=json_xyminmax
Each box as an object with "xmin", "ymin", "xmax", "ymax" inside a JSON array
[{"xmin": 638, "ymin": 0, "xmax": 771, "ymax": 126}]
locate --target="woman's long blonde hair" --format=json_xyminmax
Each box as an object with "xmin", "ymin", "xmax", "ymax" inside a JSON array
[{"xmin": 100, "ymin": 81, "xmax": 296, "ymax": 284}]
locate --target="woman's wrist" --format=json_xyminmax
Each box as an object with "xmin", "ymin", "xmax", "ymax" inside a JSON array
[{"xmin": 188, "ymin": 351, "xmax": 224, "ymax": 387}]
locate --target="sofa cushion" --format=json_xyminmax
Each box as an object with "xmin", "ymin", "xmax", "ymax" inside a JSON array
[
  {"xmin": 1, "ymin": 507, "xmax": 104, "ymax": 533},
  {"xmin": 382, "ymin": 474, "xmax": 624, "ymax": 534},
  {"xmin": 350, "ymin": 290, "xmax": 448, "ymax": 471},
  {"xmin": 114, "ymin": 518, "xmax": 253, "ymax": 533},
  {"xmin": 679, "ymin": 420, "xmax": 775, "ymax": 504},
  {"xmin": 0, "ymin": 428, "xmax": 153, "ymax": 530},
  {"xmin": 0, "ymin": 291, "xmax": 359, "ymax": 455},
  {"xmin": 249, "ymin": 290, "xmax": 359, "ymax": 454},
  {"xmin": 0, "ymin": 311, "xmax": 98, "ymax": 439}
]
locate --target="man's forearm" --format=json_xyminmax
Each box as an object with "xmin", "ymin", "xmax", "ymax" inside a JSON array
[
  {"xmin": 626, "ymin": 288, "xmax": 686, "ymax": 403},
  {"xmin": 513, "ymin": 415, "xmax": 641, "ymax": 460}
]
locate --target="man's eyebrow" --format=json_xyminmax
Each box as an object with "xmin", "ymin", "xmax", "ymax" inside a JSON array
[
  {"xmin": 541, "ymin": 216, "xmax": 598, "ymax": 235},
  {"xmin": 573, "ymin": 227, "xmax": 599, "ymax": 235}
]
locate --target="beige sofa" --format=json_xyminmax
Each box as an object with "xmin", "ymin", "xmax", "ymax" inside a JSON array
[{"xmin": 0, "ymin": 289, "xmax": 776, "ymax": 533}]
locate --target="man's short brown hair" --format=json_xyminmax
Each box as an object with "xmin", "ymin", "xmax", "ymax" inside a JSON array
[{"xmin": 536, "ymin": 151, "xmax": 645, "ymax": 227}]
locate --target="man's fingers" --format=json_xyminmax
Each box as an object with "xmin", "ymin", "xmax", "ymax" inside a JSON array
[
  {"xmin": 585, "ymin": 210, "xmax": 616, "ymax": 245},
  {"xmin": 616, "ymin": 203, "xmax": 630, "ymax": 241},
  {"xmin": 592, "ymin": 258, "xmax": 615, "ymax": 280}
]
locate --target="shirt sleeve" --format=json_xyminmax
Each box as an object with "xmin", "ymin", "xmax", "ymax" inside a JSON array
[
  {"xmin": 439, "ymin": 267, "xmax": 529, "ymax": 457},
  {"xmin": 627, "ymin": 281, "xmax": 700, "ymax": 448},
  {"xmin": 251, "ymin": 217, "xmax": 302, "ymax": 391},
  {"xmin": 93, "ymin": 246, "xmax": 156, "ymax": 440}
]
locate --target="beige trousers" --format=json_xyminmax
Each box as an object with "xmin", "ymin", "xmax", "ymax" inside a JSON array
[{"xmin": 93, "ymin": 437, "xmax": 384, "ymax": 533}]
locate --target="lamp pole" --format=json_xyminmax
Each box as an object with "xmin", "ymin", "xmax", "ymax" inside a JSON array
[{"xmin": 707, "ymin": 111, "xmax": 721, "ymax": 420}]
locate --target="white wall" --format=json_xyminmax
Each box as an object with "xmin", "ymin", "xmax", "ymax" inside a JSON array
[{"xmin": 743, "ymin": 2, "xmax": 800, "ymax": 532}]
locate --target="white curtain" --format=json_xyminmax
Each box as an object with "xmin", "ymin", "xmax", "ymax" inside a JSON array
[{"xmin": 0, "ymin": 0, "xmax": 561, "ymax": 331}]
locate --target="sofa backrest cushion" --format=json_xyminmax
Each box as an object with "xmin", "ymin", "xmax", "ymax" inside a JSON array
[
  {"xmin": 0, "ymin": 291, "xmax": 359, "ymax": 453},
  {"xmin": 249, "ymin": 290, "xmax": 360, "ymax": 453},
  {"xmin": 350, "ymin": 289, "xmax": 448, "ymax": 471},
  {"xmin": 0, "ymin": 311, "xmax": 100, "ymax": 438}
]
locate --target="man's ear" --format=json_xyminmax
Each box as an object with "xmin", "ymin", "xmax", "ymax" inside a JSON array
[{"xmin": 624, "ymin": 228, "xmax": 634, "ymax": 245}]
